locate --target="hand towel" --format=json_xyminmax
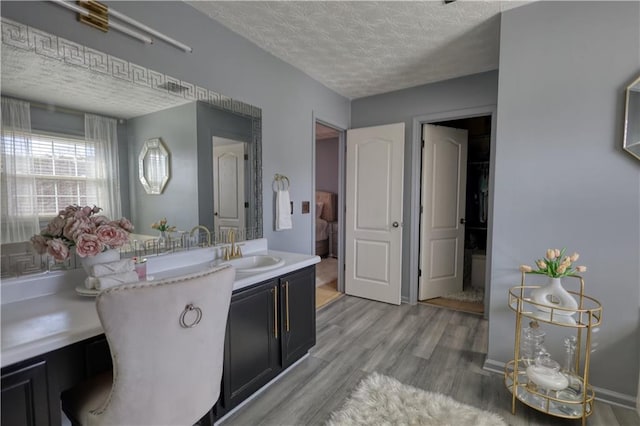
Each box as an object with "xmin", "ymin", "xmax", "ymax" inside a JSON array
[
  {"xmin": 276, "ymin": 189, "xmax": 292, "ymax": 231},
  {"xmin": 90, "ymin": 259, "xmax": 135, "ymax": 277},
  {"xmin": 92, "ymin": 270, "xmax": 140, "ymax": 290}
]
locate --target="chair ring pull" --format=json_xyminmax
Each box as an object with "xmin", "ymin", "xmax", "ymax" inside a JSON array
[{"xmin": 179, "ymin": 304, "xmax": 202, "ymax": 328}]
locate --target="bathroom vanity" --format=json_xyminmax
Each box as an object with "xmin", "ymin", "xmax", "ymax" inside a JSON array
[{"xmin": 0, "ymin": 239, "xmax": 319, "ymax": 426}]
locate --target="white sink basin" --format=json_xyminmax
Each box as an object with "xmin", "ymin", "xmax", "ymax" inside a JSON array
[{"xmin": 222, "ymin": 255, "xmax": 285, "ymax": 273}]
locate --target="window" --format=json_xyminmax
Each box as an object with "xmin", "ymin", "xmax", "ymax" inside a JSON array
[{"xmin": 5, "ymin": 132, "xmax": 100, "ymax": 219}]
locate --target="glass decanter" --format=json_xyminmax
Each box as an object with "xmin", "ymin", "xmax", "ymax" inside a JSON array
[
  {"xmin": 521, "ymin": 320, "xmax": 546, "ymax": 366},
  {"xmin": 558, "ymin": 336, "xmax": 583, "ymax": 401}
]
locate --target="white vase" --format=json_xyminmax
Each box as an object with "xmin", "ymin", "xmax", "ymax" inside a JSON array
[
  {"xmin": 158, "ymin": 231, "xmax": 168, "ymax": 249},
  {"xmin": 530, "ymin": 277, "xmax": 578, "ymax": 317},
  {"xmin": 79, "ymin": 249, "xmax": 120, "ymax": 275}
]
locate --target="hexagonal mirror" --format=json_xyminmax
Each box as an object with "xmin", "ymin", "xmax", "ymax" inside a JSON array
[
  {"xmin": 139, "ymin": 137, "xmax": 170, "ymax": 194},
  {"xmin": 623, "ymin": 74, "xmax": 640, "ymax": 161}
]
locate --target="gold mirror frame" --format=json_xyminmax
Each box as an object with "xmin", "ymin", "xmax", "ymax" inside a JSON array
[
  {"xmin": 623, "ymin": 74, "xmax": 640, "ymax": 160},
  {"xmin": 139, "ymin": 137, "xmax": 170, "ymax": 194}
]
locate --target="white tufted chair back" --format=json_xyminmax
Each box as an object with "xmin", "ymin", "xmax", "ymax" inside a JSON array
[{"xmin": 63, "ymin": 265, "xmax": 235, "ymax": 426}]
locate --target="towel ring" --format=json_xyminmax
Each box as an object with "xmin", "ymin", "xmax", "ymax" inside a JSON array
[
  {"xmin": 179, "ymin": 303, "xmax": 202, "ymax": 328},
  {"xmin": 273, "ymin": 174, "xmax": 290, "ymax": 192}
]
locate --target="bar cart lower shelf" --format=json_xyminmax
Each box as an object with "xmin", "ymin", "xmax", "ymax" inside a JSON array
[{"xmin": 505, "ymin": 359, "xmax": 596, "ymax": 419}]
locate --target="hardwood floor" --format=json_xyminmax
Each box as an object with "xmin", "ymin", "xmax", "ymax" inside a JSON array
[
  {"xmin": 220, "ymin": 296, "xmax": 639, "ymax": 426},
  {"xmin": 316, "ymin": 279, "xmax": 342, "ymax": 309}
]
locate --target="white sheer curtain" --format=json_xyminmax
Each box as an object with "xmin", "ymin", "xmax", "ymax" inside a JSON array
[
  {"xmin": 1, "ymin": 97, "xmax": 40, "ymax": 243},
  {"xmin": 85, "ymin": 113, "xmax": 121, "ymax": 219}
]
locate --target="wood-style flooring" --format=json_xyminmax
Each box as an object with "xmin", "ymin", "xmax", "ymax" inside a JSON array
[
  {"xmin": 220, "ymin": 295, "xmax": 639, "ymax": 426},
  {"xmin": 315, "ymin": 279, "xmax": 342, "ymax": 309}
]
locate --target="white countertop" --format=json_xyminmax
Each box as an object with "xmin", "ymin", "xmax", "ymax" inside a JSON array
[{"xmin": 1, "ymin": 241, "xmax": 319, "ymax": 368}]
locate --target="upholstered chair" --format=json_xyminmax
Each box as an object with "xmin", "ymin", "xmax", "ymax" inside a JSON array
[{"xmin": 62, "ymin": 265, "xmax": 235, "ymax": 426}]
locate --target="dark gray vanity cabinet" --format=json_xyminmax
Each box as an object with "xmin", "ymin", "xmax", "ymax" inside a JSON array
[
  {"xmin": 0, "ymin": 335, "xmax": 112, "ymax": 426},
  {"xmin": 217, "ymin": 266, "xmax": 316, "ymax": 417},
  {"xmin": 1, "ymin": 360, "xmax": 51, "ymax": 426},
  {"xmin": 220, "ymin": 278, "xmax": 282, "ymax": 412},
  {"xmin": 279, "ymin": 266, "xmax": 316, "ymax": 368}
]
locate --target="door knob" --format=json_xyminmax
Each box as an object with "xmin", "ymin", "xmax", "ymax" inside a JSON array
[
  {"xmin": 392, "ymin": 221, "xmax": 399, "ymax": 228},
  {"xmin": 460, "ymin": 218, "xmax": 466, "ymax": 224}
]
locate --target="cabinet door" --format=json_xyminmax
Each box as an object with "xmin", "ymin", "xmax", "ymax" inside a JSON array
[
  {"xmin": 220, "ymin": 280, "xmax": 281, "ymax": 411},
  {"xmin": 280, "ymin": 266, "xmax": 316, "ymax": 368},
  {"xmin": 1, "ymin": 360, "xmax": 50, "ymax": 426}
]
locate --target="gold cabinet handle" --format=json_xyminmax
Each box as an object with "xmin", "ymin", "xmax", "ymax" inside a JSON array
[
  {"xmin": 272, "ymin": 286, "xmax": 278, "ymax": 339},
  {"xmin": 285, "ymin": 281, "xmax": 290, "ymax": 332}
]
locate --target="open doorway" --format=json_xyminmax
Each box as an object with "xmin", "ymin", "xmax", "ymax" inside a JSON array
[
  {"xmin": 419, "ymin": 115, "xmax": 491, "ymax": 315},
  {"xmin": 314, "ymin": 121, "xmax": 343, "ymax": 309}
]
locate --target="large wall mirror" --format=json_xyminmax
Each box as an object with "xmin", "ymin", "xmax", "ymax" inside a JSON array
[
  {"xmin": 624, "ymin": 74, "xmax": 640, "ymax": 160},
  {"xmin": 0, "ymin": 17, "xmax": 262, "ymax": 275}
]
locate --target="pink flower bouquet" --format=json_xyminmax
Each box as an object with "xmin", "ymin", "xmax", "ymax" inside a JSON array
[{"xmin": 31, "ymin": 205, "xmax": 134, "ymax": 262}]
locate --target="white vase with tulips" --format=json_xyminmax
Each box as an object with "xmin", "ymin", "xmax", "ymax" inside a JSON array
[{"xmin": 520, "ymin": 248, "xmax": 587, "ymax": 322}]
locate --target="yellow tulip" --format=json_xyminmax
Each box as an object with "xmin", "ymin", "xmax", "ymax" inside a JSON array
[
  {"xmin": 546, "ymin": 249, "xmax": 556, "ymax": 260},
  {"xmin": 519, "ymin": 265, "xmax": 533, "ymax": 272},
  {"xmin": 570, "ymin": 253, "xmax": 580, "ymax": 262},
  {"xmin": 557, "ymin": 265, "xmax": 567, "ymax": 274},
  {"xmin": 554, "ymin": 249, "xmax": 561, "ymax": 257},
  {"xmin": 536, "ymin": 260, "xmax": 547, "ymax": 269},
  {"xmin": 576, "ymin": 266, "xmax": 587, "ymax": 272}
]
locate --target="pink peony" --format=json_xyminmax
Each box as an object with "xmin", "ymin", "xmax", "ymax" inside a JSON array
[
  {"xmin": 116, "ymin": 217, "xmax": 134, "ymax": 232},
  {"xmin": 96, "ymin": 224, "xmax": 128, "ymax": 248},
  {"xmin": 91, "ymin": 215, "xmax": 110, "ymax": 227},
  {"xmin": 75, "ymin": 233, "xmax": 103, "ymax": 257},
  {"xmin": 63, "ymin": 216, "xmax": 94, "ymax": 241},
  {"xmin": 59, "ymin": 205, "xmax": 78, "ymax": 218},
  {"xmin": 47, "ymin": 238, "xmax": 70, "ymax": 262},
  {"xmin": 44, "ymin": 216, "xmax": 66, "ymax": 237},
  {"xmin": 30, "ymin": 234, "xmax": 49, "ymax": 255}
]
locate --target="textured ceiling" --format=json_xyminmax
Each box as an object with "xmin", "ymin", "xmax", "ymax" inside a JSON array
[
  {"xmin": 189, "ymin": 1, "xmax": 525, "ymax": 99},
  {"xmin": 2, "ymin": 44, "xmax": 191, "ymax": 119}
]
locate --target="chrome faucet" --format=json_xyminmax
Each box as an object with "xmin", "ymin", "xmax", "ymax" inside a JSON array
[
  {"xmin": 190, "ymin": 225, "xmax": 211, "ymax": 247},
  {"xmin": 223, "ymin": 229, "xmax": 243, "ymax": 260}
]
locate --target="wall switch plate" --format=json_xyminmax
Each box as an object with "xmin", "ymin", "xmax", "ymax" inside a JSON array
[{"xmin": 302, "ymin": 201, "xmax": 310, "ymax": 214}]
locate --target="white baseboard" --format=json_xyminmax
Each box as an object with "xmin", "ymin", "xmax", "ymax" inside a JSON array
[{"xmin": 483, "ymin": 358, "xmax": 638, "ymax": 410}]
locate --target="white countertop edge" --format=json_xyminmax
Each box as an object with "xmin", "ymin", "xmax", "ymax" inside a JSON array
[{"xmin": 1, "ymin": 248, "xmax": 319, "ymax": 369}]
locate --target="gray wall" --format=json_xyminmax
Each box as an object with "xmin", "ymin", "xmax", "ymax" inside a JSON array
[
  {"xmin": 316, "ymin": 137, "xmax": 339, "ymax": 194},
  {"xmin": 489, "ymin": 1, "xmax": 640, "ymax": 401},
  {"xmin": 127, "ymin": 102, "xmax": 198, "ymax": 234},
  {"xmin": 351, "ymin": 71, "xmax": 499, "ymax": 300},
  {"xmin": 1, "ymin": 1, "xmax": 351, "ymax": 254}
]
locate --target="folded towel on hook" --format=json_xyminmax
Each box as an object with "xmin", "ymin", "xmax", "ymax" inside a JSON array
[
  {"xmin": 89, "ymin": 259, "xmax": 135, "ymax": 277},
  {"xmin": 85, "ymin": 270, "xmax": 140, "ymax": 290},
  {"xmin": 276, "ymin": 189, "xmax": 293, "ymax": 231}
]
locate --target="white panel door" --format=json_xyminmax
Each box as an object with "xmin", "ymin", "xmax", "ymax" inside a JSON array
[
  {"xmin": 213, "ymin": 140, "xmax": 246, "ymax": 237},
  {"xmin": 345, "ymin": 123, "xmax": 404, "ymax": 305},
  {"xmin": 419, "ymin": 124, "xmax": 468, "ymax": 300}
]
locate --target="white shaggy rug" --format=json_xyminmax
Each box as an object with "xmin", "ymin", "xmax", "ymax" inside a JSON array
[{"xmin": 327, "ymin": 373, "xmax": 506, "ymax": 426}]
